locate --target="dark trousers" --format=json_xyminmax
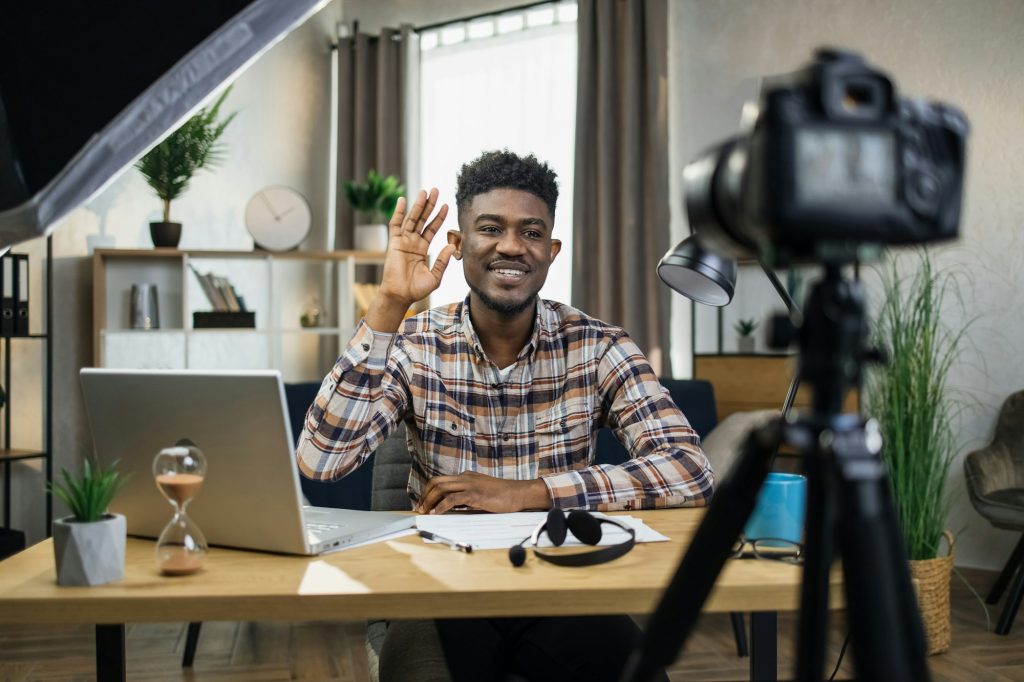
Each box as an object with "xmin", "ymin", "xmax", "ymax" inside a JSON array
[{"xmin": 434, "ymin": 615, "xmax": 669, "ymax": 682}]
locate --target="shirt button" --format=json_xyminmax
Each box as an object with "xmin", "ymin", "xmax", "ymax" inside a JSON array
[
  {"xmin": 361, "ymin": 343, "xmax": 370, "ymax": 351},
  {"xmin": 502, "ymin": 434, "xmax": 510, "ymax": 441},
  {"xmin": 450, "ymin": 423, "xmax": 458, "ymax": 432}
]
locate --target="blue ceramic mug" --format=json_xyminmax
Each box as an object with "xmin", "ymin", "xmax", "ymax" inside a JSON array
[{"xmin": 744, "ymin": 472, "xmax": 807, "ymax": 544}]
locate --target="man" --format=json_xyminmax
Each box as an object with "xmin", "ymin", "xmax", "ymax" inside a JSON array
[{"xmin": 297, "ymin": 150, "xmax": 713, "ymax": 681}]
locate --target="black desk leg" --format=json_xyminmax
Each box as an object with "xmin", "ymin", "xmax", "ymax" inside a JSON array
[
  {"xmin": 95, "ymin": 624, "xmax": 126, "ymax": 682},
  {"xmin": 749, "ymin": 611, "xmax": 778, "ymax": 682}
]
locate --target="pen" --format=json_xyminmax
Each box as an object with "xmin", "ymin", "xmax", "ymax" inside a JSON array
[{"xmin": 418, "ymin": 530, "xmax": 474, "ymax": 553}]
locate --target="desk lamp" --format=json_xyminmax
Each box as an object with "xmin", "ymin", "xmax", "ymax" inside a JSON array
[{"xmin": 657, "ymin": 235, "xmax": 801, "ymax": 416}]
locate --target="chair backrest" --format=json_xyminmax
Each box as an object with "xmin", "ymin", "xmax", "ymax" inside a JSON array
[
  {"xmin": 595, "ymin": 378, "xmax": 717, "ymax": 466},
  {"xmin": 284, "ymin": 382, "xmax": 374, "ymax": 511},
  {"xmin": 965, "ymin": 391, "xmax": 1024, "ymax": 496},
  {"xmin": 370, "ymin": 423, "xmax": 415, "ymax": 512}
]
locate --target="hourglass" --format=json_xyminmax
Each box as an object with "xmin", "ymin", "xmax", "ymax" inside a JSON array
[{"xmin": 153, "ymin": 444, "xmax": 208, "ymax": 575}]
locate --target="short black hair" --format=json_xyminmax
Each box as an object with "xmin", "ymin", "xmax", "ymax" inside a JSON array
[{"xmin": 455, "ymin": 150, "xmax": 558, "ymax": 219}]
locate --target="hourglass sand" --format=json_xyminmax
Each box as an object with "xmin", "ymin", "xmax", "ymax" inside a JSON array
[{"xmin": 153, "ymin": 444, "xmax": 208, "ymax": 575}]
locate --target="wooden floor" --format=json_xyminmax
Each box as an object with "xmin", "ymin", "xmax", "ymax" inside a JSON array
[{"xmin": 0, "ymin": 568, "xmax": 1019, "ymax": 681}]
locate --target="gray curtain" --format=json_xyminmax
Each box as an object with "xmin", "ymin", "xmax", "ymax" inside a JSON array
[
  {"xmin": 335, "ymin": 27, "xmax": 410, "ymax": 249},
  {"xmin": 572, "ymin": 0, "xmax": 672, "ymax": 376}
]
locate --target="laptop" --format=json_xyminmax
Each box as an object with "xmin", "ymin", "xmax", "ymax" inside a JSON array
[{"xmin": 79, "ymin": 368, "xmax": 414, "ymax": 555}]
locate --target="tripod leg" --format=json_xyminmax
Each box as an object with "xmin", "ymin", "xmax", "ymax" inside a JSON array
[
  {"xmin": 795, "ymin": 448, "xmax": 835, "ymax": 682},
  {"xmin": 995, "ymin": 555, "xmax": 1024, "ymax": 635},
  {"xmin": 834, "ymin": 425, "xmax": 930, "ymax": 682},
  {"xmin": 988, "ymin": 533, "xmax": 1024, "ymax": 605},
  {"xmin": 620, "ymin": 420, "xmax": 783, "ymax": 682}
]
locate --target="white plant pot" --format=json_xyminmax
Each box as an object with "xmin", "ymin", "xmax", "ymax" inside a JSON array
[
  {"xmin": 53, "ymin": 513, "xmax": 126, "ymax": 586},
  {"xmin": 737, "ymin": 336, "xmax": 756, "ymax": 353},
  {"xmin": 354, "ymin": 223, "xmax": 389, "ymax": 252}
]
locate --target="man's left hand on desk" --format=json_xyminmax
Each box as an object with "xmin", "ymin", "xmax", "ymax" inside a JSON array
[{"xmin": 417, "ymin": 472, "xmax": 552, "ymax": 514}]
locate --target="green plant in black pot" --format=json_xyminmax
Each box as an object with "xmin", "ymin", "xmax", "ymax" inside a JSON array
[
  {"xmin": 50, "ymin": 459, "xmax": 130, "ymax": 586},
  {"xmin": 135, "ymin": 87, "xmax": 236, "ymax": 248},
  {"xmin": 344, "ymin": 170, "xmax": 404, "ymax": 251}
]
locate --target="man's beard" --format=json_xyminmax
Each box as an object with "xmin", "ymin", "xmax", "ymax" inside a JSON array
[{"xmin": 469, "ymin": 283, "xmax": 539, "ymax": 318}]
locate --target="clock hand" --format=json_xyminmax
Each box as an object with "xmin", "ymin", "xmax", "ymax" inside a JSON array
[
  {"xmin": 258, "ymin": 192, "xmax": 280, "ymax": 220},
  {"xmin": 277, "ymin": 205, "xmax": 298, "ymax": 220}
]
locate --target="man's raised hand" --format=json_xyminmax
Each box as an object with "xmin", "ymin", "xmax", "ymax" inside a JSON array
[{"xmin": 366, "ymin": 188, "xmax": 455, "ymax": 332}]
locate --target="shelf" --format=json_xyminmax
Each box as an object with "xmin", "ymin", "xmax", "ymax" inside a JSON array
[
  {"xmin": 0, "ymin": 334, "xmax": 48, "ymax": 340},
  {"xmin": 99, "ymin": 328, "xmax": 350, "ymax": 335},
  {"xmin": 93, "ymin": 248, "xmax": 373, "ymax": 380},
  {"xmin": 0, "ymin": 449, "xmax": 47, "ymax": 463},
  {"xmin": 94, "ymin": 248, "xmax": 387, "ymax": 264}
]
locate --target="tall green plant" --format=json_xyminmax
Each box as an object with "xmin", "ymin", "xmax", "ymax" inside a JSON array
[
  {"xmin": 867, "ymin": 251, "xmax": 967, "ymax": 560},
  {"xmin": 135, "ymin": 87, "xmax": 237, "ymax": 222}
]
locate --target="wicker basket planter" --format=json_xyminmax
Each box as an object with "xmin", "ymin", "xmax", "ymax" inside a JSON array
[{"xmin": 908, "ymin": 530, "xmax": 954, "ymax": 655}]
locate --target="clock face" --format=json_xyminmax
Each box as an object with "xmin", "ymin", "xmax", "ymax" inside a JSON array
[{"xmin": 244, "ymin": 186, "xmax": 312, "ymax": 251}]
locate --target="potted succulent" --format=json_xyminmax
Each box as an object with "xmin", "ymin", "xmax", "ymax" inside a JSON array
[
  {"xmin": 734, "ymin": 318, "xmax": 759, "ymax": 353},
  {"xmin": 344, "ymin": 169, "xmax": 404, "ymax": 252},
  {"xmin": 50, "ymin": 459, "xmax": 129, "ymax": 586},
  {"xmin": 866, "ymin": 251, "xmax": 968, "ymax": 654},
  {"xmin": 135, "ymin": 87, "xmax": 236, "ymax": 248}
]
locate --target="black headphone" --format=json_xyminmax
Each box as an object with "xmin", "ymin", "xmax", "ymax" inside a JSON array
[{"xmin": 508, "ymin": 508, "xmax": 636, "ymax": 567}]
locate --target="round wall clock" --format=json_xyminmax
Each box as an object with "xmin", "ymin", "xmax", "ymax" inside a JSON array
[{"xmin": 244, "ymin": 185, "xmax": 312, "ymax": 251}]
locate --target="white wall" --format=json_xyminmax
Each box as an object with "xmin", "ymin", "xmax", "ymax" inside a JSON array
[
  {"xmin": 669, "ymin": 0, "xmax": 1024, "ymax": 570},
  {"xmin": 3, "ymin": 1, "xmax": 342, "ymax": 545}
]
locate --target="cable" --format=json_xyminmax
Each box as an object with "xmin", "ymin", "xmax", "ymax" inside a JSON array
[{"xmin": 829, "ymin": 633, "xmax": 851, "ymax": 680}]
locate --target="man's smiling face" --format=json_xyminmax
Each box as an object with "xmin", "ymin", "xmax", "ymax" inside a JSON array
[{"xmin": 449, "ymin": 188, "xmax": 561, "ymax": 318}]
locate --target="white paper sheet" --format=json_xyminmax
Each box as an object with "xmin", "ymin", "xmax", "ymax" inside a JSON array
[{"xmin": 415, "ymin": 512, "xmax": 669, "ymax": 551}]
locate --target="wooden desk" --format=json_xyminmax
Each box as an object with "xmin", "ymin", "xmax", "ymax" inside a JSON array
[{"xmin": 0, "ymin": 509, "xmax": 837, "ymax": 681}]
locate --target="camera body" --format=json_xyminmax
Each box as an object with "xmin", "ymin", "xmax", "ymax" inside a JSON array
[{"xmin": 685, "ymin": 49, "xmax": 969, "ymax": 265}]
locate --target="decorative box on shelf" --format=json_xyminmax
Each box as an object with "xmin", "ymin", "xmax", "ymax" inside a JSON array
[{"xmin": 193, "ymin": 311, "xmax": 256, "ymax": 329}]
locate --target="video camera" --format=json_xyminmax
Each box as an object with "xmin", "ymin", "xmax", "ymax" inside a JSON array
[{"xmin": 683, "ymin": 48, "xmax": 969, "ymax": 266}]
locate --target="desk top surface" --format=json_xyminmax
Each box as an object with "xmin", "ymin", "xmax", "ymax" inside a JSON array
[{"xmin": 0, "ymin": 509, "xmax": 838, "ymax": 624}]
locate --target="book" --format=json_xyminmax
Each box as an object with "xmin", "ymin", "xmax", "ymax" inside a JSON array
[
  {"xmin": 14, "ymin": 254, "xmax": 28, "ymax": 335},
  {"xmin": 189, "ymin": 264, "xmax": 226, "ymax": 311},
  {"xmin": 214, "ymin": 276, "xmax": 240, "ymax": 312},
  {"xmin": 0, "ymin": 254, "xmax": 12, "ymax": 335}
]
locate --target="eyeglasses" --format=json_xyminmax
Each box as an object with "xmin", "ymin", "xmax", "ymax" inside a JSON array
[{"xmin": 731, "ymin": 537, "xmax": 803, "ymax": 564}]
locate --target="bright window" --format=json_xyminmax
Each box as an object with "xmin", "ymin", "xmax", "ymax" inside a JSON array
[{"xmin": 418, "ymin": 3, "xmax": 577, "ymax": 309}]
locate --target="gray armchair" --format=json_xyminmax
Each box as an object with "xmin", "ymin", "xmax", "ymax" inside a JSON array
[{"xmin": 964, "ymin": 390, "xmax": 1024, "ymax": 635}]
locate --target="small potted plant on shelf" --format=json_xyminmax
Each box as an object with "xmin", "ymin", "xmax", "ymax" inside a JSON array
[
  {"xmin": 866, "ymin": 251, "xmax": 969, "ymax": 655},
  {"xmin": 50, "ymin": 459, "xmax": 129, "ymax": 586},
  {"xmin": 135, "ymin": 87, "xmax": 236, "ymax": 248},
  {"xmin": 344, "ymin": 169, "xmax": 404, "ymax": 252},
  {"xmin": 734, "ymin": 318, "xmax": 759, "ymax": 353}
]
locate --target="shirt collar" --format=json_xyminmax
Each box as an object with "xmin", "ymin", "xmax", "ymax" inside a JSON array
[{"xmin": 458, "ymin": 295, "xmax": 546, "ymax": 363}]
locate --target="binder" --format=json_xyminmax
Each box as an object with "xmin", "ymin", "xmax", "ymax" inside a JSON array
[
  {"xmin": 14, "ymin": 254, "xmax": 28, "ymax": 336},
  {"xmin": 0, "ymin": 254, "xmax": 13, "ymax": 336}
]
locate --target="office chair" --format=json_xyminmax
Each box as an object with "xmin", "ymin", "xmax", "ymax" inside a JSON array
[{"xmin": 964, "ymin": 390, "xmax": 1024, "ymax": 635}]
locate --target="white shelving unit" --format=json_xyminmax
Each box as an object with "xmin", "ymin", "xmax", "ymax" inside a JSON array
[{"xmin": 92, "ymin": 249, "xmax": 386, "ymax": 382}]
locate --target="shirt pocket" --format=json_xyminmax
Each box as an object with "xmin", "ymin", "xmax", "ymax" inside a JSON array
[
  {"xmin": 535, "ymin": 397, "xmax": 594, "ymax": 470},
  {"xmin": 415, "ymin": 396, "xmax": 476, "ymax": 473}
]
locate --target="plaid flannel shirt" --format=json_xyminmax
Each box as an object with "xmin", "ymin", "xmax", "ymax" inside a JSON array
[{"xmin": 296, "ymin": 297, "xmax": 714, "ymax": 511}]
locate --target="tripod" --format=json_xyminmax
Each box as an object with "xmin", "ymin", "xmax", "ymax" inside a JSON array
[{"xmin": 621, "ymin": 264, "xmax": 931, "ymax": 681}]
